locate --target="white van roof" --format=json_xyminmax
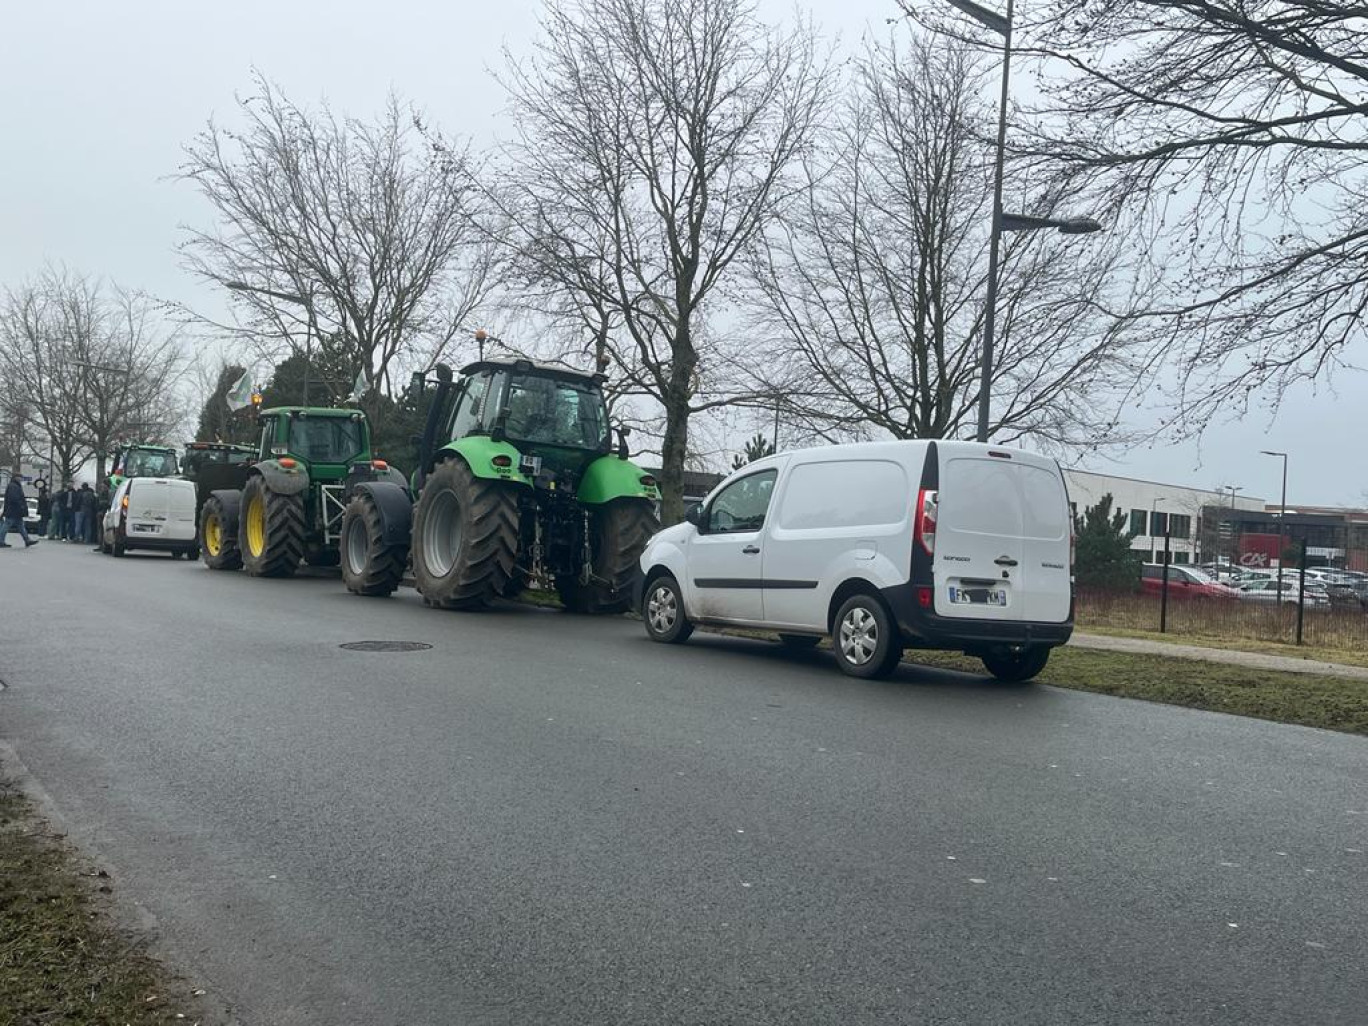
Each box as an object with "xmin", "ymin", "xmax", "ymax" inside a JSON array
[{"xmin": 745, "ymin": 439, "xmax": 1060, "ymax": 473}]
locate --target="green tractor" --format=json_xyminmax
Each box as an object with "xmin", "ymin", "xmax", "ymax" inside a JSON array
[
  {"xmin": 108, "ymin": 443, "xmax": 180, "ymax": 492},
  {"xmin": 198, "ymin": 407, "xmax": 406, "ymax": 577},
  {"xmin": 338, "ymin": 358, "xmax": 660, "ymax": 611}
]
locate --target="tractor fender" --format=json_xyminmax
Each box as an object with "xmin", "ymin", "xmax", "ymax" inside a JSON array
[
  {"xmin": 437, "ymin": 438, "xmax": 532, "ymax": 487},
  {"xmin": 250, "ymin": 460, "xmax": 310, "ymax": 496},
  {"xmin": 351, "ymin": 481, "xmax": 413, "ymax": 548},
  {"xmin": 577, "ymin": 455, "xmax": 661, "ymax": 505},
  {"xmin": 208, "ymin": 488, "xmax": 242, "ymax": 533}
]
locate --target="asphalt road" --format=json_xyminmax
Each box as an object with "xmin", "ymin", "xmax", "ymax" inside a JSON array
[{"xmin": 2, "ymin": 542, "xmax": 1366, "ymax": 1025}]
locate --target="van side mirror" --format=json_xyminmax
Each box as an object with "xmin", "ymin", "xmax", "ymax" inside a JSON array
[{"xmin": 684, "ymin": 503, "xmax": 704, "ymax": 531}]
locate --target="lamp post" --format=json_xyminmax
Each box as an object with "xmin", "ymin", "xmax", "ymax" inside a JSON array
[
  {"xmin": 1150, "ymin": 496, "xmax": 1166, "ymax": 563},
  {"xmin": 943, "ymin": 0, "xmax": 1104, "ymax": 442},
  {"xmin": 226, "ymin": 281, "xmax": 316, "ymax": 405},
  {"xmin": 1261, "ymin": 450, "xmax": 1289, "ymax": 602}
]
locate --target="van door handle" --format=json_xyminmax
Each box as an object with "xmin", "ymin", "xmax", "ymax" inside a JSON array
[
  {"xmin": 742, "ymin": 544, "xmax": 760, "ymax": 555},
  {"xmin": 994, "ymin": 556, "xmax": 1018, "ymax": 567}
]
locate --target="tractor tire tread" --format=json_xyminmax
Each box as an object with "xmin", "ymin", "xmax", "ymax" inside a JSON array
[
  {"xmin": 340, "ymin": 492, "xmax": 408, "ymax": 597},
  {"xmin": 240, "ymin": 476, "xmax": 305, "ymax": 578}
]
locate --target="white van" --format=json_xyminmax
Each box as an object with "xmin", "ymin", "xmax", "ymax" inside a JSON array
[
  {"xmin": 639, "ymin": 440, "xmax": 1074, "ymax": 681},
  {"xmin": 102, "ymin": 477, "xmax": 199, "ymax": 559}
]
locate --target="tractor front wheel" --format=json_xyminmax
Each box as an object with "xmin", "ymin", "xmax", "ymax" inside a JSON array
[
  {"xmin": 340, "ymin": 492, "xmax": 409, "ymax": 597},
  {"xmin": 558, "ymin": 498, "xmax": 660, "ymax": 614},
  {"xmin": 200, "ymin": 494, "xmax": 242, "ymax": 570},
  {"xmin": 412, "ymin": 459, "xmax": 519, "ymax": 609},
  {"xmin": 238, "ymin": 475, "xmax": 305, "ymax": 578}
]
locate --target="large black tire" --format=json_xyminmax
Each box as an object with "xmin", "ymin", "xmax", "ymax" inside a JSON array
[
  {"xmin": 200, "ymin": 494, "xmax": 243, "ymax": 571},
  {"xmin": 831, "ymin": 593, "xmax": 903, "ymax": 679},
  {"xmin": 558, "ymin": 498, "xmax": 660, "ymax": 614},
  {"xmin": 412, "ymin": 459, "xmax": 519, "ymax": 609},
  {"xmin": 980, "ymin": 647, "xmax": 1050, "ymax": 683},
  {"xmin": 340, "ymin": 492, "xmax": 409, "ymax": 598},
  {"xmin": 238, "ymin": 474, "xmax": 305, "ymax": 578}
]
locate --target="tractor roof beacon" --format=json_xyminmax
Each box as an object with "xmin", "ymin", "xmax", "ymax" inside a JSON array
[
  {"xmin": 197, "ymin": 406, "xmax": 406, "ymax": 578},
  {"xmin": 336, "ymin": 353, "xmax": 661, "ymax": 610}
]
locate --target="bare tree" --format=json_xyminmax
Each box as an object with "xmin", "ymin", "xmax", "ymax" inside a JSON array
[
  {"xmin": 178, "ymin": 76, "xmax": 494, "ymax": 398},
  {"xmin": 1, "ymin": 271, "xmax": 91, "ymax": 482},
  {"xmin": 498, "ymin": 0, "xmax": 826, "ymax": 523},
  {"xmin": 997, "ymin": 0, "xmax": 1368, "ymax": 428},
  {"xmin": 748, "ymin": 33, "xmax": 1135, "ymax": 449}
]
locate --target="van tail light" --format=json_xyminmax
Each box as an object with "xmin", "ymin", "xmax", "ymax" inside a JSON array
[
  {"xmin": 915, "ymin": 489, "xmax": 938, "ymax": 556},
  {"xmin": 916, "ymin": 586, "xmax": 933, "ymax": 608},
  {"xmin": 121, "ymin": 494, "xmax": 129, "ymax": 510},
  {"xmin": 1070, "ymin": 524, "xmax": 1076, "ymax": 572}
]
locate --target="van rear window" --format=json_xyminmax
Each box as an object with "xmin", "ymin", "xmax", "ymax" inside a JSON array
[
  {"xmin": 776, "ymin": 460, "xmax": 909, "ymax": 530},
  {"xmin": 941, "ymin": 458, "xmax": 1067, "ymax": 539}
]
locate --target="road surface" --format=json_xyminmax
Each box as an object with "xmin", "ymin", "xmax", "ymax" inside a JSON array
[{"xmin": 2, "ymin": 542, "xmax": 1365, "ymax": 1024}]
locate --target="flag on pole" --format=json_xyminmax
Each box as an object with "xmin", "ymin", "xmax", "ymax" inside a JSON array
[
  {"xmin": 347, "ymin": 368, "xmax": 369, "ymax": 403},
  {"xmin": 225, "ymin": 371, "xmax": 254, "ymax": 411}
]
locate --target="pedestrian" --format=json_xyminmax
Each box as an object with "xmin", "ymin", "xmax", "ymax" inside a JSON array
[
  {"xmin": 93, "ymin": 481, "xmax": 111, "ymax": 547},
  {"xmin": 0, "ymin": 474, "xmax": 39, "ymax": 548},
  {"xmin": 49, "ymin": 484, "xmax": 68, "ymax": 540},
  {"xmin": 36, "ymin": 483, "xmax": 51, "ymax": 536},
  {"xmin": 73, "ymin": 482, "xmax": 96, "ymax": 544}
]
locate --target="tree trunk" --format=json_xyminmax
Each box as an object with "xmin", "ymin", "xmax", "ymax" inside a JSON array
[
  {"xmin": 95, "ymin": 451, "xmax": 107, "ymax": 484},
  {"xmin": 658, "ymin": 381, "xmax": 692, "ymax": 527}
]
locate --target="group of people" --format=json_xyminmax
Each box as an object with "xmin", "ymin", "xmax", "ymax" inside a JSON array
[{"xmin": 0, "ymin": 477, "xmax": 111, "ymax": 550}]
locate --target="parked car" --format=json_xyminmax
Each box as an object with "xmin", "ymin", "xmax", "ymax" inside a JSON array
[
  {"xmin": 1236, "ymin": 579, "xmax": 1331, "ymax": 607},
  {"xmin": 101, "ymin": 477, "xmax": 199, "ymax": 558},
  {"xmin": 639, "ymin": 440, "xmax": 1074, "ymax": 682},
  {"xmin": 1139, "ymin": 564, "xmax": 1239, "ymax": 599}
]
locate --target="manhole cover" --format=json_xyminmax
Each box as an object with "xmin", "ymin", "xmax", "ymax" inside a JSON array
[{"xmin": 339, "ymin": 641, "xmax": 433, "ymax": 653}]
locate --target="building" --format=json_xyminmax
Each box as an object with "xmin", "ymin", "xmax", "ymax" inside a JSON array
[
  {"xmin": 1200, "ymin": 503, "xmax": 1368, "ymax": 571},
  {"xmin": 1064, "ymin": 469, "xmax": 1266, "ymax": 565}
]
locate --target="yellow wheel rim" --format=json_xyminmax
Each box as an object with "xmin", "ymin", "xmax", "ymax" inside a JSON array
[
  {"xmin": 245, "ymin": 493, "xmax": 266, "ymax": 557},
  {"xmin": 204, "ymin": 514, "xmax": 221, "ymax": 556}
]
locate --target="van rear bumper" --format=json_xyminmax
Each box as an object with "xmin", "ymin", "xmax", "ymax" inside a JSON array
[
  {"xmin": 881, "ymin": 584, "xmax": 1073, "ymax": 652},
  {"xmin": 122, "ymin": 533, "xmax": 196, "ymax": 552}
]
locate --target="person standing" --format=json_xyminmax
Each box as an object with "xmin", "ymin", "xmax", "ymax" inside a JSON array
[
  {"xmin": 0, "ymin": 475, "xmax": 39, "ymax": 548},
  {"xmin": 72, "ymin": 482, "xmax": 95, "ymax": 544},
  {"xmin": 49, "ymin": 483, "xmax": 68, "ymax": 540},
  {"xmin": 35, "ymin": 483, "xmax": 51, "ymax": 536},
  {"xmin": 92, "ymin": 481, "xmax": 112, "ymax": 550}
]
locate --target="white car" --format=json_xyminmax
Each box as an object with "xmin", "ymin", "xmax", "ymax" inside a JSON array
[
  {"xmin": 1235, "ymin": 579, "xmax": 1330, "ymax": 606},
  {"xmin": 102, "ymin": 477, "xmax": 199, "ymax": 558},
  {"xmin": 639, "ymin": 440, "xmax": 1074, "ymax": 682}
]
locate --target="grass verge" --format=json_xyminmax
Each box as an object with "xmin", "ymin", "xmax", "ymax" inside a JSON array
[
  {"xmin": 0, "ymin": 776, "xmax": 212, "ymax": 1026},
  {"xmin": 1073, "ymin": 624, "xmax": 1368, "ymax": 669},
  {"xmin": 900, "ymin": 647, "xmax": 1368, "ymax": 735}
]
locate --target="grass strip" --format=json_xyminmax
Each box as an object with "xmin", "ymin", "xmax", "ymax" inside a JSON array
[
  {"xmin": 0, "ymin": 778, "xmax": 209, "ymax": 1026},
  {"xmin": 901, "ymin": 647, "xmax": 1368, "ymax": 736},
  {"xmin": 1073, "ymin": 624, "xmax": 1368, "ymax": 669}
]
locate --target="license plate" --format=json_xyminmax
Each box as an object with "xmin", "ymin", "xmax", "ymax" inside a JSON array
[{"xmin": 949, "ymin": 586, "xmax": 1006, "ymax": 606}]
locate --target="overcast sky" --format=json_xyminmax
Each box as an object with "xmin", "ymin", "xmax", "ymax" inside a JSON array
[{"xmin": 1, "ymin": 0, "xmax": 1361, "ymax": 505}]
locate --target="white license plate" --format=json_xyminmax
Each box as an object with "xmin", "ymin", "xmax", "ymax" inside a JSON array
[{"xmin": 949, "ymin": 586, "xmax": 1006, "ymax": 606}]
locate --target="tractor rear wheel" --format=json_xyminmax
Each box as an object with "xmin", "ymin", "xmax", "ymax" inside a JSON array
[
  {"xmin": 340, "ymin": 492, "xmax": 408, "ymax": 597},
  {"xmin": 238, "ymin": 474, "xmax": 305, "ymax": 578},
  {"xmin": 558, "ymin": 498, "xmax": 659, "ymax": 614},
  {"xmin": 200, "ymin": 494, "xmax": 242, "ymax": 570},
  {"xmin": 412, "ymin": 459, "xmax": 519, "ymax": 609}
]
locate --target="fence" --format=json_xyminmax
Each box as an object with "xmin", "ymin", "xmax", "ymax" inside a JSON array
[{"xmin": 1076, "ymin": 536, "xmax": 1368, "ymax": 652}]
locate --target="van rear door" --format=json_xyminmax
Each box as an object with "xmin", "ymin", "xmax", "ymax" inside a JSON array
[
  {"xmin": 127, "ymin": 479, "xmax": 172, "ymax": 535},
  {"xmin": 933, "ymin": 450, "xmax": 1070, "ymax": 623}
]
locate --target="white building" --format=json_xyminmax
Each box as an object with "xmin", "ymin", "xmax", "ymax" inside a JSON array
[{"xmin": 1063, "ymin": 469, "xmax": 1266, "ymax": 565}]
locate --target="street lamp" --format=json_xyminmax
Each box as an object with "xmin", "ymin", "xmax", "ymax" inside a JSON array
[
  {"xmin": 225, "ymin": 280, "xmax": 317, "ymax": 405},
  {"xmin": 1150, "ymin": 496, "xmax": 1166, "ymax": 563},
  {"xmin": 1261, "ymin": 450, "xmax": 1289, "ymax": 601},
  {"xmin": 941, "ymin": 0, "xmax": 1104, "ymax": 442}
]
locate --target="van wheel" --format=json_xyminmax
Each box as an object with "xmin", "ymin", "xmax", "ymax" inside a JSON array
[
  {"xmin": 980, "ymin": 647, "xmax": 1050, "ymax": 683},
  {"xmin": 643, "ymin": 574, "xmax": 693, "ymax": 644},
  {"xmin": 832, "ymin": 594, "xmax": 902, "ymax": 679},
  {"xmin": 778, "ymin": 634, "xmax": 820, "ymax": 650}
]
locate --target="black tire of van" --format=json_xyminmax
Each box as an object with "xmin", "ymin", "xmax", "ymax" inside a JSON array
[
  {"xmin": 642, "ymin": 573, "xmax": 693, "ymax": 644},
  {"xmin": 980, "ymin": 647, "xmax": 1050, "ymax": 683},
  {"xmin": 832, "ymin": 594, "xmax": 902, "ymax": 679}
]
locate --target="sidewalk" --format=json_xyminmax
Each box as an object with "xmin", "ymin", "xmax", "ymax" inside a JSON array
[{"xmin": 1069, "ymin": 632, "xmax": 1368, "ymax": 681}]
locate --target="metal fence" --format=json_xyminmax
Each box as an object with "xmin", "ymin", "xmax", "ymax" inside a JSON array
[{"xmin": 1076, "ymin": 535, "xmax": 1368, "ymax": 652}]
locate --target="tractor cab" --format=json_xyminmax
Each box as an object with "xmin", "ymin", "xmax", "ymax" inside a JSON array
[
  {"xmin": 109, "ymin": 444, "xmax": 180, "ymax": 491},
  {"xmin": 254, "ymin": 407, "xmax": 371, "ymax": 483}
]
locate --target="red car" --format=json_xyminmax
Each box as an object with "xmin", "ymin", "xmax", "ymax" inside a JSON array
[{"xmin": 1140, "ymin": 563, "xmax": 1239, "ymax": 600}]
